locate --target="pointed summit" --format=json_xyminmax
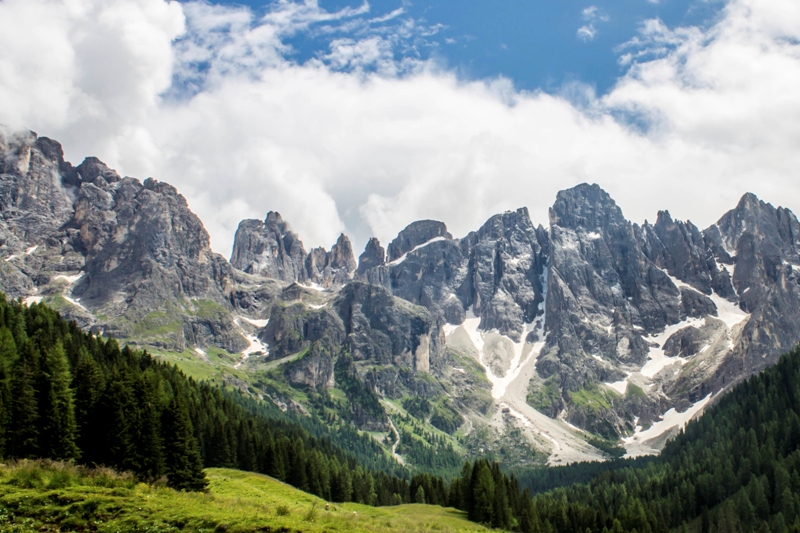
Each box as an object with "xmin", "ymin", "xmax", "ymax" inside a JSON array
[
  {"xmin": 329, "ymin": 233, "xmax": 357, "ymax": 273},
  {"xmin": 549, "ymin": 183, "xmax": 626, "ymax": 230},
  {"xmin": 357, "ymin": 237, "xmax": 385, "ymax": 275},
  {"xmin": 305, "ymin": 233, "xmax": 357, "ymax": 287}
]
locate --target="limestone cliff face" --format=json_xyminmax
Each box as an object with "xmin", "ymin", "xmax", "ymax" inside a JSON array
[
  {"xmin": 333, "ymin": 281, "xmax": 444, "ymax": 372},
  {"xmin": 0, "ymin": 131, "xmax": 246, "ymax": 352},
  {"xmin": 306, "ymin": 233, "xmax": 357, "ymax": 287}
]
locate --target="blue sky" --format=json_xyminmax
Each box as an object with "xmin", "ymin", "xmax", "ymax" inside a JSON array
[{"xmin": 204, "ymin": 0, "xmax": 724, "ymax": 94}]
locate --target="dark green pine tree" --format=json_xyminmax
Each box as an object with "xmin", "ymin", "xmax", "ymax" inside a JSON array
[
  {"xmin": 8, "ymin": 340, "xmax": 40, "ymax": 458},
  {"xmin": 491, "ymin": 464, "xmax": 512, "ymax": 530},
  {"xmin": 0, "ymin": 326, "xmax": 17, "ymax": 456},
  {"xmin": 97, "ymin": 378, "xmax": 138, "ymax": 472},
  {"xmin": 162, "ymin": 396, "xmax": 208, "ymax": 492},
  {"xmin": 131, "ymin": 375, "xmax": 164, "ymax": 482},
  {"xmin": 470, "ymin": 461, "xmax": 496, "ymax": 525},
  {"xmin": 38, "ymin": 341, "xmax": 79, "ymax": 460},
  {"xmin": 72, "ymin": 347, "xmax": 105, "ymax": 462}
]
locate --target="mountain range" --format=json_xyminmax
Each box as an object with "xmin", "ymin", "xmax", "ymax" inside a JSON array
[{"xmin": 3, "ymin": 128, "xmax": 799, "ymax": 467}]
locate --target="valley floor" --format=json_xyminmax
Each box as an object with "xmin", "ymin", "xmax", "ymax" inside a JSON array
[{"xmin": 0, "ymin": 462, "xmax": 494, "ymax": 533}]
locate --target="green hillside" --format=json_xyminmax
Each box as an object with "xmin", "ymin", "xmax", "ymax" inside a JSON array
[{"xmin": 0, "ymin": 462, "xmax": 492, "ymax": 533}]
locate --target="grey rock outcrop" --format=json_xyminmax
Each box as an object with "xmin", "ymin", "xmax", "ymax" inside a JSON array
[
  {"xmin": 386, "ymin": 220, "xmax": 452, "ymax": 262},
  {"xmin": 540, "ymin": 185, "xmax": 676, "ymax": 379},
  {"xmin": 0, "ymin": 132, "xmax": 74, "ymax": 250},
  {"xmin": 284, "ymin": 342, "xmax": 336, "ymax": 389},
  {"xmin": 334, "ymin": 281, "xmax": 444, "ymax": 373},
  {"xmin": 230, "ymin": 213, "xmax": 357, "ymax": 287},
  {"xmin": 305, "ymin": 233, "xmax": 357, "ymax": 287},
  {"xmin": 230, "ymin": 212, "xmax": 308, "ymax": 283},
  {"xmin": 640, "ymin": 211, "xmax": 735, "ymax": 299},
  {"xmin": 682, "ymin": 193, "xmax": 800, "ymax": 394},
  {"xmin": 461, "ymin": 209, "xmax": 548, "ymax": 340},
  {"xmin": 259, "ymin": 302, "xmax": 346, "ymax": 362}
]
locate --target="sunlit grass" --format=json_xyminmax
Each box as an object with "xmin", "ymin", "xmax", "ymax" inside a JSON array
[{"xmin": 0, "ymin": 462, "xmax": 496, "ymax": 532}]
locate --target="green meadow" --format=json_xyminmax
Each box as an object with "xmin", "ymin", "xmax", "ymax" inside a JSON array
[{"xmin": 0, "ymin": 461, "xmax": 495, "ymax": 533}]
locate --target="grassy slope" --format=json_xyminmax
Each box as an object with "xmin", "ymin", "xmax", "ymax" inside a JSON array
[{"xmin": 0, "ymin": 462, "xmax": 493, "ymax": 533}]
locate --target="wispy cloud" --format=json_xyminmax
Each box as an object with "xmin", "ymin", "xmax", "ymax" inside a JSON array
[
  {"xmin": 168, "ymin": 0, "xmax": 441, "ymax": 99},
  {"xmin": 577, "ymin": 5, "xmax": 610, "ymax": 42},
  {"xmin": 577, "ymin": 25, "xmax": 598, "ymax": 41}
]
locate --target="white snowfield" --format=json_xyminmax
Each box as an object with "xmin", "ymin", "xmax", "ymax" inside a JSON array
[
  {"xmin": 5, "ymin": 245, "xmax": 39, "ymax": 262},
  {"xmin": 385, "ymin": 236, "xmax": 447, "ymax": 266},
  {"xmin": 611, "ymin": 268, "xmax": 748, "ymax": 455},
  {"xmin": 604, "ymin": 268, "xmax": 751, "ymax": 393},
  {"xmin": 445, "ymin": 305, "xmax": 605, "ymax": 465},
  {"xmin": 605, "ymin": 378, "xmax": 629, "ymax": 395},
  {"xmin": 623, "ymin": 393, "xmax": 713, "ymax": 458},
  {"xmin": 239, "ymin": 316, "xmax": 269, "ymax": 328},
  {"xmin": 234, "ymin": 316, "xmax": 270, "ymax": 369},
  {"xmin": 54, "ymin": 273, "xmax": 84, "ymax": 285},
  {"xmin": 639, "ymin": 316, "xmax": 705, "ymax": 378}
]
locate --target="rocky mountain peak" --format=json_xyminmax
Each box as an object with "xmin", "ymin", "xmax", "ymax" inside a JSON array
[
  {"xmin": 474, "ymin": 207, "xmax": 536, "ymax": 241},
  {"xmin": 230, "ymin": 212, "xmax": 357, "ymax": 287},
  {"xmin": 0, "ymin": 131, "xmax": 75, "ymax": 251},
  {"xmin": 357, "ymin": 237, "xmax": 385, "ymax": 275},
  {"xmin": 0, "ymin": 132, "xmax": 246, "ymax": 353},
  {"xmin": 74, "ymin": 157, "xmax": 121, "ymax": 185},
  {"xmin": 640, "ymin": 209, "xmax": 727, "ymax": 296},
  {"xmin": 713, "ymin": 193, "xmax": 800, "ymax": 261},
  {"xmin": 230, "ymin": 211, "xmax": 308, "ymax": 282},
  {"xmin": 305, "ymin": 233, "xmax": 357, "ymax": 287},
  {"xmin": 387, "ymin": 220, "xmax": 452, "ymax": 262},
  {"xmin": 329, "ymin": 233, "xmax": 357, "ymax": 272},
  {"xmin": 549, "ymin": 183, "xmax": 626, "ymax": 231}
]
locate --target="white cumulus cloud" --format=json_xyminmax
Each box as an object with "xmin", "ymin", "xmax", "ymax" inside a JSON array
[{"xmin": 0, "ymin": 0, "xmax": 799, "ymax": 261}]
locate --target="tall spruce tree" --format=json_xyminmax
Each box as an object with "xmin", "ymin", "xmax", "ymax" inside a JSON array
[
  {"xmin": 163, "ymin": 396, "xmax": 207, "ymax": 492},
  {"xmin": 8, "ymin": 340, "xmax": 40, "ymax": 458},
  {"xmin": 38, "ymin": 341, "xmax": 78, "ymax": 460},
  {"xmin": 131, "ymin": 375, "xmax": 164, "ymax": 482},
  {"xmin": 97, "ymin": 378, "xmax": 138, "ymax": 472},
  {"xmin": 72, "ymin": 347, "xmax": 104, "ymax": 460},
  {"xmin": 470, "ymin": 461, "xmax": 495, "ymax": 525},
  {"xmin": 0, "ymin": 327, "xmax": 16, "ymax": 456}
]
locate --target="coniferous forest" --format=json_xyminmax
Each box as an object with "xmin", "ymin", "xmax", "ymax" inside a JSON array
[
  {"xmin": 5, "ymin": 293, "xmax": 800, "ymax": 533},
  {"xmin": 0, "ymin": 295, "xmax": 409, "ymax": 502}
]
